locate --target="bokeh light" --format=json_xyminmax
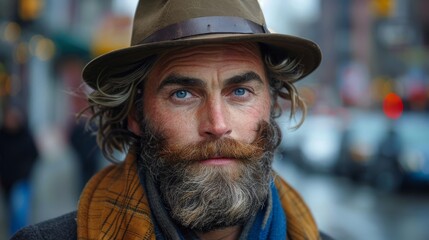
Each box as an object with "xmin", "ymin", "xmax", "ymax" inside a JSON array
[
  {"xmin": 383, "ymin": 93, "xmax": 404, "ymax": 119},
  {"xmin": 30, "ymin": 36, "xmax": 56, "ymax": 61},
  {"xmin": 3, "ymin": 22, "xmax": 21, "ymax": 42},
  {"xmin": 18, "ymin": 0, "xmax": 45, "ymax": 21}
]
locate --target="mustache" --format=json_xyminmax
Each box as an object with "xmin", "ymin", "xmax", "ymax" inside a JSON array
[
  {"xmin": 158, "ymin": 138, "xmax": 264, "ymax": 164},
  {"xmin": 156, "ymin": 121, "xmax": 279, "ymax": 164}
]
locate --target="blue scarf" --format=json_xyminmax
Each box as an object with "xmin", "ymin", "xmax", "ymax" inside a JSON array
[
  {"xmin": 139, "ymin": 165, "xmax": 287, "ymax": 240},
  {"xmin": 246, "ymin": 182, "xmax": 287, "ymax": 239}
]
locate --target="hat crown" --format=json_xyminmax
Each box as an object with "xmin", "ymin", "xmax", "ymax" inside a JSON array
[{"xmin": 131, "ymin": 0, "xmax": 266, "ymax": 45}]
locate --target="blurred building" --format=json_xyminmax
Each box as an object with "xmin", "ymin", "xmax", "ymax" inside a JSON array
[
  {"xmin": 316, "ymin": 0, "xmax": 429, "ymax": 111},
  {"xmin": 1, "ymin": 1, "xmax": 134, "ymax": 237},
  {"xmin": 0, "ymin": 0, "xmax": 136, "ymax": 132},
  {"xmin": 1, "ymin": 0, "xmax": 428, "ymax": 123}
]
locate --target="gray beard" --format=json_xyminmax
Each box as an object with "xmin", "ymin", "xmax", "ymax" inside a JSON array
[{"xmin": 137, "ymin": 119, "xmax": 281, "ymax": 232}]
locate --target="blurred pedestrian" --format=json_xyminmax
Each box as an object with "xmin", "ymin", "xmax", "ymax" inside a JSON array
[
  {"xmin": 0, "ymin": 105, "xmax": 39, "ymax": 236},
  {"xmin": 372, "ymin": 126, "xmax": 404, "ymax": 191}
]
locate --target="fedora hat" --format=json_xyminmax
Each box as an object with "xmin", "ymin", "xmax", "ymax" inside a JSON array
[{"xmin": 82, "ymin": 0, "xmax": 321, "ymax": 88}]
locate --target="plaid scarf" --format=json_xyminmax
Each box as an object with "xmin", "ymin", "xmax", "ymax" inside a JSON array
[{"xmin": 77, "ymin": 154, "xmax": 320, "ymax": 239}]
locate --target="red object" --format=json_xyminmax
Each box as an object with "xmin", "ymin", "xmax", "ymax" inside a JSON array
[{"xmin": 383, "ymin": 93, "xmax": 403, "ymax": 119}]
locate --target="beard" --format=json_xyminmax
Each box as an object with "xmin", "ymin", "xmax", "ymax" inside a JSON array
[{"xmin": 137, "ymin": 119, "xmax": 281, "ymax": 232}]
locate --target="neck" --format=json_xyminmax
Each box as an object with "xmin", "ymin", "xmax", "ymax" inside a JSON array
[{"xmin": 195, "ymin": 226, "xmax": 242, "ymax": 240}]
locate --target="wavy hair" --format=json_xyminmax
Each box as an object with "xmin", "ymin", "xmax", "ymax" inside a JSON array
[{"xmin": 84, "ymin": 47, "xmax": 307, "ymax": 162}]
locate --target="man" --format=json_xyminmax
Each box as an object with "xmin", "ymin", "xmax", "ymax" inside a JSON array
[{"xmin": 13, "ymin": 0, "xmax": 330, "ymax": 239}]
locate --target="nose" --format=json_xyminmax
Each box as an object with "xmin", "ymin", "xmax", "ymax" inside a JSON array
[{"xmin": 198, "ymin": 96, "xmax": 232, "ymax": 139}]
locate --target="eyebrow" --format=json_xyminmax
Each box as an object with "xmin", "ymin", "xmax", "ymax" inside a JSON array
[
  {"xmin": 157, "ymin": 71, "xmax": 264, "ymax": 92},
  {"xmin": 157, "ymin": 74, "xmax": 206, "ymax": 92},
  {"xmin": 224, "ymin": 71, "xmax": 263, "ymax": 86}
]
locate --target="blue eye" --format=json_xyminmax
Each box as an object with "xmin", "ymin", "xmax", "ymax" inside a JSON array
[
  {"xmin": 233, "ymin": 88, "xmax": 247, "ymax": 96},
  {"xmin": 174, "ymin": 90, "xmax": 189, "ymax": 99}
]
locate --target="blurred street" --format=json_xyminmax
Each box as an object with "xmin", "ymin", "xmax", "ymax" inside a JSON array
[{"xmin": 273, "ymin": 156, "xmax": 429, "ymax": 240}]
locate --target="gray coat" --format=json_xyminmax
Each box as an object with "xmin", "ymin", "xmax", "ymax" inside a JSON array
[
  {"xmin": 11, "ymin": 212, "xmax": 77, "ymax": 240},
  {"xmin": 11, "ymin": 211, "xmax": 334, "ymax": 240}
]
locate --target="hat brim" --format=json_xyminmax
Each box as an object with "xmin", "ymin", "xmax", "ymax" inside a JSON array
[{"xmin": 82, "ymin": 33, "xmax": 321, "ymax": 89}]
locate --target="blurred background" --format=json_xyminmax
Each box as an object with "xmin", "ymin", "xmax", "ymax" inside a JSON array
[{"xmin": 0, "ymin": 0, "xmax": 428, "ymax": 239}]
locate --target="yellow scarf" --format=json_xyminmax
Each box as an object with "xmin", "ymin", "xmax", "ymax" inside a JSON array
[{"xmin": 77, "ymin": 154, "xmax": 320, "ymax": 240}]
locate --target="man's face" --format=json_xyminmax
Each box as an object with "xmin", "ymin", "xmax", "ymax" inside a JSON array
[
  {"xmin": 140, "ymin": 42, "xmax": 271, "ymax": 156},
  {"xmin": 130, "ymin": 43, "xmax": 276, "ymax": 232}
]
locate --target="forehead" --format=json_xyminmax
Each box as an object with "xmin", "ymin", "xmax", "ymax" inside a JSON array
[{"xmin": 149, "ymin": 42, "xmax": 265, "ymax": 79}]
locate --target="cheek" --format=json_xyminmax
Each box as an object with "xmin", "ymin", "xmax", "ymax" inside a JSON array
[
  {"xmin": 252, "ymin": 89, "xmax": 272, "ymax": 121},
  {"xmin": 232, "ymin": 94, "xmax": 272, "ymax": 140},
  {"xmin": 145, "ymin": 103, "xmax": 198, "ymax": 144}
]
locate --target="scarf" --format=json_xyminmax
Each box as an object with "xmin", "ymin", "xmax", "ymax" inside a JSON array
[{"xmin": 77, "ymin": 154, "xmax": 320, "ymax": 240}]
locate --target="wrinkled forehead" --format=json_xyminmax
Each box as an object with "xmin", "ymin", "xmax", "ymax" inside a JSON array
[{"xmin": 149, "ymin": 42, "xmax": 265, "ymax": 78}]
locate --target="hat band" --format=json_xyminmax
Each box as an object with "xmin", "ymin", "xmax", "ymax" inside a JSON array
[{"xmin": 141, "ymin": 16, "xmax": 269, "ymax": 44}]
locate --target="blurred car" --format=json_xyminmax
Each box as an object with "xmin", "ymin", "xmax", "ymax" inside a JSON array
[
  {"xmin": 277, "ymin": 112, "xmax": 342, "ymax": 173},
  {"xmin": 334, "ymin": 110, "xmax": 429, "ymax": 192},
  {"xmin": 366, "ymin": 113, "xmax": 429, "ymax": 192},
  {"xmin": 334, "ymin": 110, "xmax": 388, "ymax": 180},
  {"xmin": 278, "ymin": 108, "xmax": 429, "ymax": 193}
]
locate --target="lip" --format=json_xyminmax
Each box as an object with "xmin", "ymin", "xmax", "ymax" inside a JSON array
[{"xmin": 200, "ymin": 157, "xmax": 235, "ymax": 166}]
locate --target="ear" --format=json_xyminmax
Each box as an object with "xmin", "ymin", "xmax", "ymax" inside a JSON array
[{"xmin": 128, "ymin": 111, "xmax": 141, "ymax": 136}]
